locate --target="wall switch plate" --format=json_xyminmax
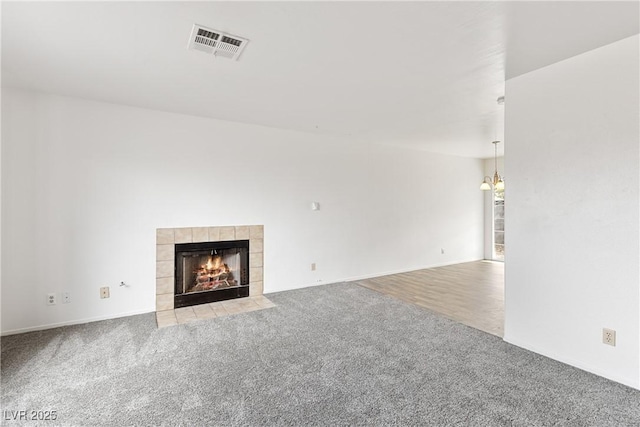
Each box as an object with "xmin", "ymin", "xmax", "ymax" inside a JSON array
[
  {"xmin": 100, "ymin": 287, "xmax": 110, "ymax": 299},
  {"xmin": 311, "ymin": 263, "xmax": 316, "ymax": 271},
  {"xmin": 47, "ymin": 293, "xmax": 56, "ymax": 305},
  {"xmin": 62, "ymin": 292, "xmax": 71, "ymax": 304},
  {"xmin": 603, "ymin": 328, "xmax": 616, "ymax": 346}
]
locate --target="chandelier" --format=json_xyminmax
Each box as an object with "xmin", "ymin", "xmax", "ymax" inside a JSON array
[{"xmin": 480, "ymin": 140, "xmax": 504, "ymax": 191}]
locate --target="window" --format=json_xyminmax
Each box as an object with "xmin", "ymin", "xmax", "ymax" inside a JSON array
[{"xmin": 494, "ymin": 189, "xmax": 504, "ymax": 261}]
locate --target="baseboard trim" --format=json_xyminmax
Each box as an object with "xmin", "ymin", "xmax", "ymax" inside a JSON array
[
  {"xmin": 3, "ymin": 259, "xmax": 484, "ymax": 336},
  {"xmin": 503, "ymin": 334, "xmax": 640, "ymax": 391},
  {"xmin": 340, "ymin": 258, "xmax": 485, "ymax": 283},
  {"xmin": 1, "ymin": 308, "xmax": 154, "ymax": 336},
  {"xmin": 264, "ymin": 258, "xmax": 485, "ymax": 294}
]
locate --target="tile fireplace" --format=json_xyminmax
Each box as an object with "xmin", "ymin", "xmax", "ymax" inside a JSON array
[{"xmin": 156, "ymin": 225, "xmax": 264, "ymax": 312}]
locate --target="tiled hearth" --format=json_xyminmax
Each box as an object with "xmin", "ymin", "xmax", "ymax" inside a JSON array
[
  {"xmin": 155, "ymin": 225, "xmax": 268, "ymax": 328},
  {"xmin": 156, "ymin": 295, "xmax": 275, "ymax": 328}
]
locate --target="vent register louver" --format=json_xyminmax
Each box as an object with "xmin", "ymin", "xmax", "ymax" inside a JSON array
[{"xmin": 188, "ymin": 24, "xmax": 248, "ymax": 61}]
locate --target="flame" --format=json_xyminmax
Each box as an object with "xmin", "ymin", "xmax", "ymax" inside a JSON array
[
  {"xmin": 203, "ymin": 256, "xmax": 222, "ymax": 271},
  {"xmin": 191, "ymin": 253, "xmax": 235, "ymax": 291}
]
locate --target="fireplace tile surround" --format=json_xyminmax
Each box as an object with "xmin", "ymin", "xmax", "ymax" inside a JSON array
[{"xmin": 155, "ymin": 225, "xmax": 264, "ymax": 317}]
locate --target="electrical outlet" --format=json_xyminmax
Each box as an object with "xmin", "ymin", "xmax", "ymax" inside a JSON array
[
  {"xmin": 311, "ymin": 263, "xmax": 316, "ymax": 271},
  {"xmin": 603, "ymin": 328, "xmax": 616, "ymax": 346},
  {"xmin": 47, "ymin": 293, "xmax": 56, "ymax": 305},
  {"xmin": 62, "ymin": 292, "xmax": 71, "ymax": 304},
  {"xmin": 100, "ymin": 286, "xmax": 110, "ymax": 299}
]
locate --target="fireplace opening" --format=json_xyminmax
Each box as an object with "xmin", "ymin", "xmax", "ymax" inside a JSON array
[{"xmin": 175, "ymin": 240, "xmax": 249, "ymax": 308}]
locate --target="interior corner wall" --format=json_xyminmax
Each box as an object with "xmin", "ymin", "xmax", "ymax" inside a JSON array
[
  {"xmin": 504, "ymin": 35, "xmax": 640, "ymax": 389},
  {"xmin": 1, "ymin": 88, "xmax": 484, "ymax": 334}
]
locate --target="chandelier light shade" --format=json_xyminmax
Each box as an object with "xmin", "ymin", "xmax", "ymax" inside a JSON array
[{"xmin": 480, "ymin": 140, "xmax": 504, "ymax": 191}]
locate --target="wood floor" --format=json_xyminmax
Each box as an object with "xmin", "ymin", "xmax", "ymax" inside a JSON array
[{"xmin": 356, "ymin": 261, "xmax": 504, "ymax": 337}]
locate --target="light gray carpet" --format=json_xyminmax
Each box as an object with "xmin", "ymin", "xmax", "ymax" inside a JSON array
[{"xmin": 2, "ymin": 283, "xmax": 639, "ymax": 426}]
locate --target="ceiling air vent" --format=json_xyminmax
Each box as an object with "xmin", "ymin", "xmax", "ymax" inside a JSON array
[{"xmin": 188, "ymin": 24, "xmax": 248, "ymax": 61}]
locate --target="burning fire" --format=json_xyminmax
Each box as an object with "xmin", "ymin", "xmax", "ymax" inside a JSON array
[
  {"xmin": 205, "ymin": 256, "xmax": 221, "ymax": 271},
  {"xmin": 194, "ymin": 255, "xmax": 233, "ymax": 291}
]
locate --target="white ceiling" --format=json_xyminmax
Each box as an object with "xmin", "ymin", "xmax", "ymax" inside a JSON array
[{"xmin": 2, "ymin": 1, "xmax": 638, "ymax": 159}]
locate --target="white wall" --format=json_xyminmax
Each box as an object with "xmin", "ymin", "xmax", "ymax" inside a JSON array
[
  {"xmin": 504, "ymin": 35, "xmax": 640, "ymax": 388},
  {"xmin": 1, "ymin": 89, "xmax": 484, "ymax": 334}
]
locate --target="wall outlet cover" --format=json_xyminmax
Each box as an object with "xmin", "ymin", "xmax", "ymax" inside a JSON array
[{"xmin": 603, "ymin": 328, "xmax": 616, "ymax": 346}]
